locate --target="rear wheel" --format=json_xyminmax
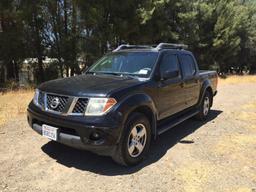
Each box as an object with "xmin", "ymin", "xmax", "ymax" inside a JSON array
[
  {"xmin": 196, "ymin": 91, "xmax": 212, "ymax": 120},
  {"xmin": 112, "ymin": 112, "xmax": 151, "ymax": 166}
]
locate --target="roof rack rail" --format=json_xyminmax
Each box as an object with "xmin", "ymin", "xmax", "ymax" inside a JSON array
[
  {"xmin": 155, "ymin": 43, "xmax": 188, "ymax": 50},
  {"xmin": 113, "ymin": 44, "xmax": 153, "ymax": 52},
  {"xmin": 112, "ymin": 43, "xmax": 188, "ymax": 52}
]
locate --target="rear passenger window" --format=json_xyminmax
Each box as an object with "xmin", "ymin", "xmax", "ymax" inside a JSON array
[
  {"xmin": 160, "ymin": 54, "xmax": 179, "ymax": 74},
  {"xmin": 180, "ymin": 55, "xmax": 196, "ymax": 77}
]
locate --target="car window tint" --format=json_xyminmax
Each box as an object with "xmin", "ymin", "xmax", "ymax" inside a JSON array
[
  {"xmin": 180, "ymin": 54, "xmax": 196, "ymax": 77},
  {"xmin": 160, "ymin": 54, "xmax": 179, "ymax": 74}
]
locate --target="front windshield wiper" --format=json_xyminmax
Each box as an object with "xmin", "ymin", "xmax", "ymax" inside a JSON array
[
  {"xmin": 86, "ymin": 71, "xmax": 122, "ymax": 76},
  {"xmin": 86, "ymin": 71, "xmax": 143, "ymax": 79},
  {"xmin": 85, "ymin": 71, "xmax": 94, "ymax": 75},
  {"xmin": 120, "ymin": 73, "xmax": 140, "ymax": 79}
]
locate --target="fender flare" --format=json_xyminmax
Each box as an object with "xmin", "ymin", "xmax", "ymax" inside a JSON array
[
  {"xmin": 115, "ymin": 93, "xmax": 158, "ymax": 140},
  {"xmin": 198, "ymin": 79, "xmax": 213, "ymax": 107}
]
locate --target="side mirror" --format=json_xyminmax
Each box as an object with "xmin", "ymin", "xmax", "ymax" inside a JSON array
[{"xmin": 161, "ymin": 70, "xmax": 179, "ymax": 80}]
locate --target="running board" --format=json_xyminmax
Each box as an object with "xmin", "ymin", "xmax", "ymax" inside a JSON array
[{"xmin": 157, "ymin": 109, "xmax": 199, "ymax": 135}]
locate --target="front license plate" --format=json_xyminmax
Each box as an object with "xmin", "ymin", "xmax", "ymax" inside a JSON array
[{"xmin": 42, "ymin": 124, "xmax": 58, "ymax": 141}]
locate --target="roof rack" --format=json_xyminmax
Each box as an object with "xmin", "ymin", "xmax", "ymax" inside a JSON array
[
  {"xmin": 112, "ymin": 43, "xmax": 188, "ymax": 52},
  {"xmin": 155, "ymin": 43, "xmax": 188, "ymax": 50},
  {"xmin": 113, "ymin": 44, "xmax": 153, "ymax": 52}
]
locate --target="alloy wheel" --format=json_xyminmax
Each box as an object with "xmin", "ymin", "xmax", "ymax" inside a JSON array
[{"xmin": 127, "ymin": 123, "xmax": 147, "ymax": 157}]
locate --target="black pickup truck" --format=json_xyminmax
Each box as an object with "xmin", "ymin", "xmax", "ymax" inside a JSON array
[{"xmin": 27, "ymin": 43, "xmax": 218, "ymax": 166}]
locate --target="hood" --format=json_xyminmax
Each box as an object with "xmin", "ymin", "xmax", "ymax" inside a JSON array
[{"xmin": 38, "ymin": 74, "xmax": 146, "ymax": 97}]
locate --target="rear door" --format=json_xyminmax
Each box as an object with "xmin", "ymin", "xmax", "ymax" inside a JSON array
[
  {"xmin": 179, "ymin": 54, "xmax": 201, "ymax": 107},
  {"xmin": 157, "ymin": 52, "xmax": 187, "ymax": 119}
]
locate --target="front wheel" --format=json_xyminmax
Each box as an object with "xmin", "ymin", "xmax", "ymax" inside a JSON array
[{"xmin": 112, "ymin": 112, "xmax": 151, "ymax": 166}]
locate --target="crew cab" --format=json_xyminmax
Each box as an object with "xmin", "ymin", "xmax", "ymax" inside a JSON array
[{"xmin": 27, "ymin": 43, "xmax": 218, "ymax": 166}]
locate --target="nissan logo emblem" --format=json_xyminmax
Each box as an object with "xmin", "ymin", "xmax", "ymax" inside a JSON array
[{"xmin": 50, "ymin": 97, "xmax": 60, "ymax": 109}]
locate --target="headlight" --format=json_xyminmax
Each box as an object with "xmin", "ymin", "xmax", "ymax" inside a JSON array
[
  {"xmin": 85, "ymin": 98, "xmax": 117, "ymax": 116},
  {"xmin": 33, "ymin": 89, "xmax": 40, "ymax": 106}
]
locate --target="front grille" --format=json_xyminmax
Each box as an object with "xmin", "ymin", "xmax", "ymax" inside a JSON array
[
  {"xmin": 46, "ymin": 94, "xmax": 69, "ymax": 112},
  {"xmin": 36, "ymin": 90, "xmax": 89, "ymax": 115},
  {"xmin": 72, "ymin": 98, "xmax": 89, "ymax": 114}
]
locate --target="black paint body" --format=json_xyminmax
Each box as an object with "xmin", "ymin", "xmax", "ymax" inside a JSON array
[{"xmin": 27, "ymin": 48, "xmax": 218, "ymax": 156}]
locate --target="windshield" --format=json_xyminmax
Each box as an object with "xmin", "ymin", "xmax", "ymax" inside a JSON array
[{"xmin": 87, "ymin": 51, "xmax": 159, "ymax": 78}]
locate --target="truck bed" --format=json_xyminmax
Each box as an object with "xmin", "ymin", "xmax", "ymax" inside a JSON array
[{"xmin": 199, "ymin": 70, "xmax": 218, "ymax": 95}]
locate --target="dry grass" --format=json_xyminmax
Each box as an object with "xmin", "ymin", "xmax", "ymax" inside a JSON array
[
  {"xmin": 239, "ymin": 102, "xmax": 256, "ymax": 122},
  {"xmin": 242, "ymin": 102, "xmax": 256, "ymax": 110},
  {"xmin": 0, "ymin": 90, "xmax": 34, "ymax": 127},
  {"xmin": 238, "ymin": 111, "xmax": 256, "ymax": 121},
  {"xmin": 219, "ymin": 75, "xmax": 256, "ymax": 84},
  {"xmin": 215, "ymin": 134, "xmax": 256, "ymax": 155},
  {"xmin": 175, "ymin": 161, "xmax": 215, "ymax": 192}
]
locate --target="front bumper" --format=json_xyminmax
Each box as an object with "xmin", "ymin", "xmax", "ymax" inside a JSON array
[{"xmin": 27, "ymin": 102, "xmax": 124, "ymax": 156}]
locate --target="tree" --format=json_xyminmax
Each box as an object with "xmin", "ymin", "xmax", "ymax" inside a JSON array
[
  {"xmin": 20, "ymin": 0, "xmax": 48, "ymax": 83},
  {"xmin": 1, "ymin": 0, "xmax": 256, "ymax": 86},
  {"xmin": 0, "ymin": 0, "xmax": 26, "ymax": 83}
]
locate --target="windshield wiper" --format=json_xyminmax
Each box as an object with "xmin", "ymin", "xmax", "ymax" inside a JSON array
[
  {"xmin": 86, "ymin": 71, "xmax": 141, "ymax": 78},
  {"xmin": 120, "ymin": 74, "xmax": 139, "ymax": 79},
  {"xmin": 85, "ymin": 71, "xmax": 94, "ymax": 75},
  {"xmin": 87, "ymin": 71, "xmax": 122, "ymax": 76},
  {"xmin": 100, "ymin": 72, "xmax": 122, "ymax": 76}
]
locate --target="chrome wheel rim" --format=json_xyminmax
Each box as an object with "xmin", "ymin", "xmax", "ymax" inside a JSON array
[
  {"xmin": 127, "ymin": 123, "xmax": 147, "ymax": 158},
  {"xmin": 203, "ymin": 96, "xmax": 210, "ymax": 116}
]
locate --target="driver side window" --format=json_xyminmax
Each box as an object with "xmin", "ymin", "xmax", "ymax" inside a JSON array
[{"xmin": 160, "ymin": 53, "xmax": 179, "ymax": 75}]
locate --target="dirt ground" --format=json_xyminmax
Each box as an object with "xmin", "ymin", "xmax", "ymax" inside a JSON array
[{"xmin": 0, "ymin": 78, "xmax": 256, "ymax": 192}]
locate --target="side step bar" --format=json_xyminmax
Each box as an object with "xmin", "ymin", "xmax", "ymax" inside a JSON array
[{"xmin": 157, "ymin": 109, "xmax": 199, "ymax": 135}]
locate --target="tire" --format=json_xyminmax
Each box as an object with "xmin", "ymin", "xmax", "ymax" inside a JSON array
[
  {"xmin": 195, "ymin": 91, "xmax": 212, "ymax": 121},
  {"xmin": 112, "ymin": 112, "xmax": 151, "ymax": 166}
]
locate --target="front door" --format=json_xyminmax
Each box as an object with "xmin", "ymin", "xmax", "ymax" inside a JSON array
[{"xmin": 157, "ymin": 52, "xmax": 186, "ymax": 119}]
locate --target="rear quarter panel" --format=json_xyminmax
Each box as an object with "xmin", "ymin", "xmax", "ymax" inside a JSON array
[
  {"xmin": 197, "ymin": 71, "xmax": 218, "ymax": 105},
  {"xmin": 199, "ymin": 71, "xmax": 218, "ymax": 93}
]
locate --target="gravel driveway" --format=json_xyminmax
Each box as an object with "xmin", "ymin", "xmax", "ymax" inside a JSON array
[{"xmin": 0, "ymin": 82, "xmax": 256, "ymax": 192}]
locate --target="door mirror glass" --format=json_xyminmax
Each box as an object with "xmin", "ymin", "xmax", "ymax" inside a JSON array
[{"xmin": 162, "ymin": 70, "xmax": 179, "ymax": 80}]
